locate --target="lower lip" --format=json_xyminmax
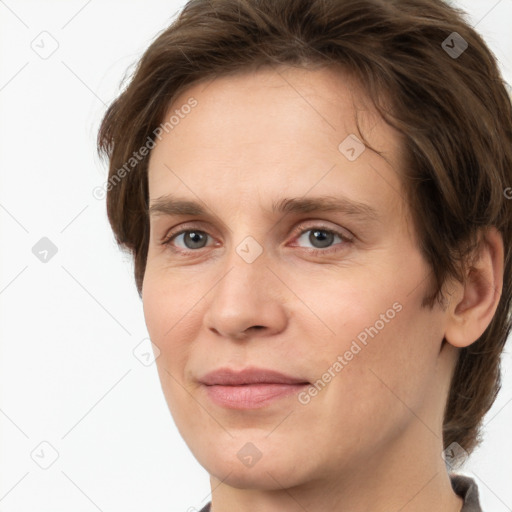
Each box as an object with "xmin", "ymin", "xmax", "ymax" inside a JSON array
[{"xmin": 202, "ymin": 383, "xmax": 309, "ymax": 409}]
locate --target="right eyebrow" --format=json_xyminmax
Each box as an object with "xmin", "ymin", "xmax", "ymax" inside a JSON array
[{"xmin": 148, "ymin": 197, "xmax": 207, "ymax": 217}]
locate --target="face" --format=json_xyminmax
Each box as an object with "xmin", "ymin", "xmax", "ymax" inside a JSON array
[{"xmin": 142, "ymin": 66, "xmax": 452, "ymax": 490}]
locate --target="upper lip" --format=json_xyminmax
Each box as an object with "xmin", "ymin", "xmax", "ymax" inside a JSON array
[{"xmin": 199, "ymin": 367, "xmax": 310, "ymax": 386}]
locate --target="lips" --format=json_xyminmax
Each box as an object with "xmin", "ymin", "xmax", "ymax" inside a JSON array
[
  {"xmin": 199, "ymin": 367, "xmax": 310, "ymax": 409},
  {"xmin": 199, "ymin": 367, "xmax": 310, "ymax": 386}
]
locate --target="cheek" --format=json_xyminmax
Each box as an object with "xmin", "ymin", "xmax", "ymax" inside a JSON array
[
  {"xmin": 334, "ymin": 298, "xmax": 443, "ymax": 423},
  {"xmin": 284, "ymin": 267, "xmax": 401, "ymax": 356},
  {"xmin": 294, "ymin": 258, "xmax": 442, "ymax": 408},
  {"xmin": 302, "ymin": 302, "xmax": 442, "ymax": 460},
  {"xmin": 142, "ymin": 274, "xmax": 200, "ymax": 425},
  {"xmin": 142, "ymin": 271, "xmax": 192, "ymax": 372}
]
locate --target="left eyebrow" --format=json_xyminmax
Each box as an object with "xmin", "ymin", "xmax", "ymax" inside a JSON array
[{"xmin": 271, "ymin": 196, "xmax": 379, "ymax": 221}]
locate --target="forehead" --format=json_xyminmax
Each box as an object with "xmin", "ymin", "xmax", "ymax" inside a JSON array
[
  {"xmin": 154, "ymin": 64, "xmax": 398, "ymax": 152},
  {"xmin": 147, "ymin": 65, "xmax": 405, "ymax": 220}
]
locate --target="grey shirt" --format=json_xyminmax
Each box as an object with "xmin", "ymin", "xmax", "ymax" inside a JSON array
[
  {"xmin": 450, "ymin": 474, "xmax": 483, "ymax": 511},
  {"xmin": 197, "ymin": 473, "xmax": 482, "ymax": 511}
]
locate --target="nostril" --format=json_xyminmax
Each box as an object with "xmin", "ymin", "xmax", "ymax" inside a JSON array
[{"xmin": 233, "ymin": 326, "xmax": 265, "ymax": 339}]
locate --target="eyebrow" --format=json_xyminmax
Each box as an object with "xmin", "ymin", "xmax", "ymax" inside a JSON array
[{"xmin": 148, "ymin": 194, "xmax": 379, "ymax": 221}]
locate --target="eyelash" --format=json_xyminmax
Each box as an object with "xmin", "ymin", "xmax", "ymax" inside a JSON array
[{"xmin": 160, "ymin": 222, "xmax": 353, "ymax": 256}]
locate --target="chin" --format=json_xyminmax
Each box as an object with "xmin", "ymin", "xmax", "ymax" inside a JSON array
[
  {"xmin": 196, "ymin": 440, "xmax": 312, "ymax": 491},
  {"xmin": 209, "ymin": 461, "xmax": 304, "ymax": 491}
]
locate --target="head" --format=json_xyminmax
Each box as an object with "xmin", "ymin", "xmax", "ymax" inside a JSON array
[{"xmin": 97, "ymin": 0, "xmax": 512, "ymax": 489}]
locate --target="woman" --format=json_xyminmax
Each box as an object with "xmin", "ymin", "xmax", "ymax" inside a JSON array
[{"xmin": 97, "ymin": 1, "xmax": 512, "ymax": 510}]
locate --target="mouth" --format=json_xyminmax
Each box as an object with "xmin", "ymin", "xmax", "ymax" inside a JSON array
[{"xmin": 199, "ymin": 367, "xmax": 310, "ymax": 409}]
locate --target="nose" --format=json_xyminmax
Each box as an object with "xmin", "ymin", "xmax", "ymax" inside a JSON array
[{"xmin": 202, "ymin": 249, "xmax": 289, "ymax": 340}]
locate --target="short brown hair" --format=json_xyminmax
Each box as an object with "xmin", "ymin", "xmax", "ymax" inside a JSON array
[{"xmin": 97, "ymin": 0, "xmax": 512, "ymax": 455}]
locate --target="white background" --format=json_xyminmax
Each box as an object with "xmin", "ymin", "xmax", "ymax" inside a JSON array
[{"xmin": 0, "ymin": 1, "xmax": 511, "ymax": 510}]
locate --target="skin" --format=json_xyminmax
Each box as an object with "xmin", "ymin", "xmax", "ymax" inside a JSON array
[{"xmin": 142, "ymin": 65, "xmax": 503, "ymax": 512}]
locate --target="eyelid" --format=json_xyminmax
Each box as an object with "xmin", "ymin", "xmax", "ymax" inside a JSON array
[
  {"xmin": 286, "ymin": 222, "xmax": 354, "ymax": 254},
  {"xmin": 160, "ymin": 221, "xmax": 215, "ymax": 244},
  {"xmin": 292, "ymin": 221, "xmax": 354, "ymax": 241}
]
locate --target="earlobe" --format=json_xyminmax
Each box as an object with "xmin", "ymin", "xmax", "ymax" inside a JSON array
[{"xmin": 444, "ymin": 227, "xmax": 504, "ymax": 349}]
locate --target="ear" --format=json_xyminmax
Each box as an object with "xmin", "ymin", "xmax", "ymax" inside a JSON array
[{"xmin": 444, "ymin": 226, "xmax": 504, "ymax": 348}]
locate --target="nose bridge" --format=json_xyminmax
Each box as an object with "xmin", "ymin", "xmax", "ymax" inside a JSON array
[
  {"xmin": 213, "ymin": 235, "xmax": 270, "ymax": 308},
  {"xmin": 203, "ymin": 233, "xmax": 287, "ymax": 338},
  {"xmin": 217, "ymin": 220, "xmax": 270, "ymax": 289}
]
